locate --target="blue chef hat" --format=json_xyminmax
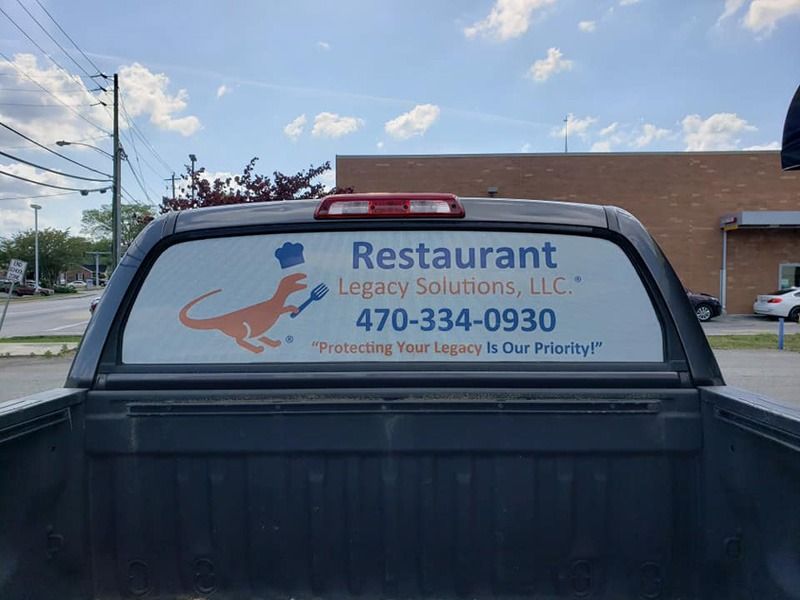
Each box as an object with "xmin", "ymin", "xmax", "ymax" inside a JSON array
[{"xmin": 275, "ymin": 242, "xmax": 305, "ymax": 269}]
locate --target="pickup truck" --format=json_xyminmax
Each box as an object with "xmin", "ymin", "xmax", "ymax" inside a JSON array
[{"xmin": 2, "ymin": 193, "xmax": 799, "ymax": 600}]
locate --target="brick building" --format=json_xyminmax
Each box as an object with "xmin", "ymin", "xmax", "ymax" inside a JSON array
[{"xmin": 337, "ymin": 151, "xmax": 800, "ymax": 314}]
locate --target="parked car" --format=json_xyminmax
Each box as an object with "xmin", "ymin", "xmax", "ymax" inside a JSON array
[
  {"xmin": 686, "ymin": 289, "xmax": 722, "ymax": 322},
  {"xmin": 68, "ymin": 280, "xmax": 88, "ymax": 290},
  {"xmin": 753, "ymin": 287, "xmax": 800, "ymax": 321},
  {"xmin": 89, "ymin": 296, "xmax": 101, "ymax": 314},
  {"xmin": 0, "ymin": 281, "xmax": 53, "ymax": 296}
]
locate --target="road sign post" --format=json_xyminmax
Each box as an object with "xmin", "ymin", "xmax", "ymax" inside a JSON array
[{"xmin": 0, "ymin": 259, "xmax": 27, "ymax": 335}]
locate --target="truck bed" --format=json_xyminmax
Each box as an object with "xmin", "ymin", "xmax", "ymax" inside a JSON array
[{"xmin": 3, "ymin": 384, "xmax": 800, "ymax": 599}]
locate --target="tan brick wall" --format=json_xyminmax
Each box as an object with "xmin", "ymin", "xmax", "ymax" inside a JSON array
[{"xmin": 337, "ymin": 152, "xmax": 800, "ymax": 314}]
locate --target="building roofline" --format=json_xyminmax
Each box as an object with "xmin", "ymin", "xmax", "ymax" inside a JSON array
[{"xmin": 337, "ymin": 150, "xmax": 780, "ymax": 160}]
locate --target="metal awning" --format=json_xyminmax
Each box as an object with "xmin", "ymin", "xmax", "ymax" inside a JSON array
[{"xmin": 720, "ymin": 211, "xmax": 800, "ymax": 230}]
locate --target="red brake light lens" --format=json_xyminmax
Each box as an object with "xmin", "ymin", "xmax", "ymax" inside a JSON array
[
  {"xmin": 315, "ymin": 193, "xmax": 465, "ymax": 219},
  {"xmin": 768, "ymin": 298, "xmax": 783, "ymax": 303}
]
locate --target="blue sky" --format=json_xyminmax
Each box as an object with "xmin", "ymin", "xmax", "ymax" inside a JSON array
[{"xmin": 1, "ymin": 0, "xmax": 799, "ymax": 237}]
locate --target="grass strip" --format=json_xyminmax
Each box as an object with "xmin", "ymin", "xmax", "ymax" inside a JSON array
[
  {"xmin": 0, "ymin": 335, "xmax": 82, "ymax": 344},
  {"xmin": 708, "ymin": 333, "xmax": 800, "ymax": 352}
]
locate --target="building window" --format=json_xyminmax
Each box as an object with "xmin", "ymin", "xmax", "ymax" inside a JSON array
[{"xmin": 779, "ymin": 263, "xmax": 800, "ymax": 288}]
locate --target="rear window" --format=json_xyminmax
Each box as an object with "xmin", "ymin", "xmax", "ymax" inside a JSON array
[
  {"xmin": 122, "ymin": 231, "xmax": 664, "ymax": 364},
  {"xmin": 768, "ymin": 289, "xmax": 795, "ymax": 296}
]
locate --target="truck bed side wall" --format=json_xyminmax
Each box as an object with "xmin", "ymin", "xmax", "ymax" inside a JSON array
[
  {"xmin": 701, "ymin": 387, "xmax": 800, "ymax": 598},
  {"xmin": 0, "ymin": 389, "xmax": 87, "ymax": 598}
]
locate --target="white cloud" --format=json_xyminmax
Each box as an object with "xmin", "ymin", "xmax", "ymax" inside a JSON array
[
  {"xmin": 464, "ymin": 0, "xmax": 557, "ymax": 41},
  {"xmin": 528, "ymin": 47, "xmax": 573, "ymax": 82},
  {"xmin": 197, "ymin": 170, "xmax": 236, "ymax": 184},
  {"xmin": 552, "ymin": 114, "xmax": 596, "ymax": 140},
  {"xmin": 594, "ymin": 121, "xmax": 625, "ymax": 151},
  {"xmin": 119, "ymin": 63, "xmax": 201, "ymax": 136},
  {"xmin": 0, "ymin": 162, "xmax": 77, "ymax": 237},
  {"xmin": 384, "ymin": 104, "xmax": 441, "ymax": 140},
  {"xmin": 216, "ymin": 84, "xmax": 230, "ymax": 99},
  {"xmin": 682, "ymin": 112, "xmax": 757, "ymax": 151},
  {"xmin": 578, "ymin": 20, "xmax": 596, "ymax": 32},
  {"xmin": 316, "ymin": 169, "xmax": 336, "ymax": 189},
  {"xmin": 312, "ymin": 112, "xmax": 364, "ymax": 138},
  {"xmin": 633, "ymin": 123, "xmax": 671, "ymax": 147},
  {"xmin": 169, "ymin": 170, "xmax": 243, "ymax": 198},
  {"xmin": 619, "ymin": 0, "xmax": 640, "ymax": 5},
  {"xmin": 599, "ymin": 122, "xmax": 619, "ymax": 137},
  {"xmin": 376, "ymin": 141, "xmax": 385, "ymax": 149},
  {"xmin": 521, "ymin": 142, "xmax": 532, "ymax": 152},
  {"xmin": 717, "ymin": 0, "xmax": 800, "ymax": 33},
  {"xmin": 743, "ymin": 141, "xmax": 780, "ymax": 150},
  {"xmin": 283, "ymin": 114, "xmax": 307, "ymax": 141},
  {"xmin": 590, "ymin": 141, "xmax": 612, "ymax": 152},
  {"xmin": 0, "ymin": 53, "xmax": 114, "ymax": 146},
  {"xmin": 743, "ymin": 0, "xmax": 800, "ymax": 33},
  {"xmin": 317, "ymin": 41, "xmax": 331, "ymax": 51},
  {"xmin": 718, "ymin": 0, "xmax": 747, "ymax": 22}
]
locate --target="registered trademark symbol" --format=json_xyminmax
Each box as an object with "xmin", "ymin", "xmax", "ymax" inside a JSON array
[
  {"xmin": 285, "ymin": 335, "xmax": 294, "ymax": 344},
  {"xmin": 574, "ymin": 275, "xmax": 583, "ymax": 283}
]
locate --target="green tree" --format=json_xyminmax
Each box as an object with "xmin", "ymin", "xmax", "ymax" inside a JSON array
[
  {"xmin": 81, "ymin": 204, "xmax": 155, "ymax": 248},
  {"xmin": 0, "ymin": 228, "xmax": 89, "ymax": 286}
]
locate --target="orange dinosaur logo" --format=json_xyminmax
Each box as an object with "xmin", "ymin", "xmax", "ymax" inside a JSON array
[{"xmin": 178, "ymin": 242, "xmax": 328, "ymax": 354}]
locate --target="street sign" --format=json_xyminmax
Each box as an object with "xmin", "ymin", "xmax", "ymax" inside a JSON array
[
  {"xmin": 6, "ymin": 259, "xmax": 27, "ymax": 283},
  {"xmin": 1, "ymin": 259, "xmax": 27, "ymax": 335}
]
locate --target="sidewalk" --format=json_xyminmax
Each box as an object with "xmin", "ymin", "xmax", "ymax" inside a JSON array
[
  {"xmin": 0, "ymin": 342, "xmax": 79, "ymax": 357},
  {"xmin": 702, "ymin": 314, "xmax": 799, "ymax": 336}
]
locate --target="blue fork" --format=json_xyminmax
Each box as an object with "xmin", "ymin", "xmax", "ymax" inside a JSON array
[{"xmin": 290, "ymin": 283, "xmax": 329, "ymax": 318}]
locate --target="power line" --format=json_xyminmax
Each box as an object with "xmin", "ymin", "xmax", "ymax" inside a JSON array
[
  {"xmin": 33, "ymin": 0, "xmax": 106, "ymax": 78},
  {"xmin": 0, "ymin": 119, "xmax": 111, "ymax": 177},
  {"xmin": 120, "ymin": 98, "xmax": 174, "ymax": 173},
  {"xmin": 0, "ymin": 5, "xmax": 83, "ymax": 85},
  {"xmin": 119, "ymin": 115, "xmax": 167, "ymax": 182},
  {"xmin": 0, "ymin": 168, "xmax": 110, "ymax": 192},
  {"xmin": 0, "ymin": 86, "xmax": 97, "ymax": 93},
  {"xmin": 129, "ymin": 121, "xmax": 174, "ymax": 173},
  {"xmin": 125, "ymin": 158, "xmax": 153, "ymax": 203},
  {"xmin": 0, "ymin": 134, "xmax": 110, "ymax": 150},
  {"xmin": 16, "ymin": 0, "xmax": 101, "ymax": 84},
  {"xmin": 0, "ymin": 149, "xmax": 111, "ymax": 182},
  {"xmin": 115, "ymin": 105, "xmax": 157, "ymax": 201},
  {"xmin": 0, "ymin": 101, "xmax": 97, "ymax": 107},
  {"xmin": 0, "ymin": 49, "xmax": 111, "ymax": 135},
  {"xmin": 0, "ymin": 72, "xmax": 93, "ymax": 82},
  {"xmin": 0, "ymin": 190, "xmax": 75, "ymax": 201}
]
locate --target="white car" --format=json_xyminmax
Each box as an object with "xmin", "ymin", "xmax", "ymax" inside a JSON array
[
  {"xmin": 68, "ymin": 281, "xmax": 88, "ymax": 290},
  {"xmin": 753, "ymin": 287, "xmax": 800, "ymax": 321}
]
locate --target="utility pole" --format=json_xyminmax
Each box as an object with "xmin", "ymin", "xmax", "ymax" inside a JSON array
[
  {"xmin": 86, "ymin": 251, "xmax": 110, "ymax": 287},
  {"xmin": 189, "ymin": 154, "xmax": 197, "ymax": 202},
  {"xmin": 564, "ymin": 115, "xmax": 569, "ymax": 153},
  {"xmin": 112, "ymin": 73, "xmax": 122, "ymax": 269},
  {"xmin": 164, "ymin": 172, "xmax": 176, "ymax": 200},
  {"xmin": 31, "ymin": 204, "xmax": 41, "ymax": 290}
]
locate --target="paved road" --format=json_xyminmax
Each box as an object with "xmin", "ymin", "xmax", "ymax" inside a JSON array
[
  {"xmin": 0, "ymin": 356, "xmax": 72, "ymax": 400},
  {"xmin": 713, "ymin": 350, "xmax": 798, "ymax": 404},
  {"xmin": 0, "ymin": 293, "xmax": 97, "ymax": 337},
  {"xmin": 0, "ymin": 350, "xmax": 797, "ymax": 407}
]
